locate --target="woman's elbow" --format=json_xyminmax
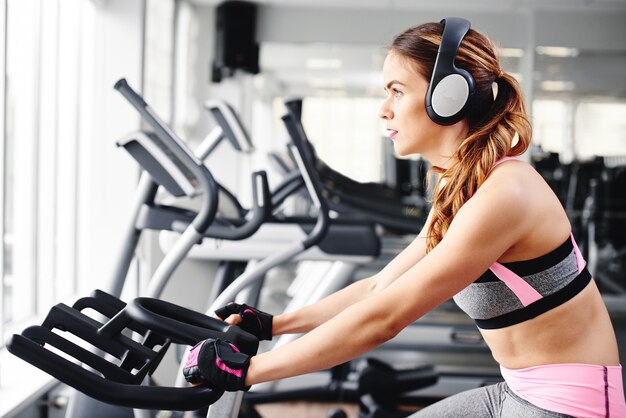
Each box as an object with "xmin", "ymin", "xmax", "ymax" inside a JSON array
[
  {"xmin": 383, "ymin": 316, "xmax": 407, "ymax": 342},
  {"xmin": 365, "ymin": 310, "xmax": 406, "ymax": 346}
]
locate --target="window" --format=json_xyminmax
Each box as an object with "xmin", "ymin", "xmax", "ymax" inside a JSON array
[
  {"xmin": 1, "ymin": 0, "xmax": 83, "ymax": 347},
  {"xmin": 532, "ymin": 99, "xmax": 569, "ymax": 154},
  {"xmin": 2, "ymin": 0, "xmax": 41, "ymax": 343},
  {"xmin": 0, "ymin": 0, "xmax": 6, "ymax": 344},
  {"xmin": 144, "ymin": 0, "xmax": 176, "ymax": 124},
  {"xmin": 575, "ymin": 101, "xmax": 626, "ymax": 158},
  {"xmin": 302, "ymin": 97, "xmax": 386, "ymax": 183},
  {"xmin": 532, "ymin": 99, "xmax": 626, "ymax": 161}
]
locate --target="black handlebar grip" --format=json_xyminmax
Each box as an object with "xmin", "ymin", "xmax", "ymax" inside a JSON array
[{"xmin": 126, "ymin": 297, "xmax": 259, "ymax": 356}]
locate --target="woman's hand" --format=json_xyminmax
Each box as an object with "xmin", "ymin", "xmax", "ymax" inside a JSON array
[
  {"xmin": 215, "ymin": 303, "xmax": 273, "ymax": 340},
  {"xmin": 183, "ymin": 338, "xmax": 251, "ymax": 391}
]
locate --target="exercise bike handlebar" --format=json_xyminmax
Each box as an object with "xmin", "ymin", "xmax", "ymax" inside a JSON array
[
  {"xmin": 281, "ymin": 108, "xmax": 330, "ymax": 249},
  {"xmin": 122, "ymin": 297, "xmax": 258, "ymax": 354},
  {"xmin": 7, "ymin": 293, "xmax": 259, "ymax": 411},
  {"xmin": 202, "ymin": 170, "xmax": 271, "ymax": 240},
  {"xmin": 7, "ymin": 333, "xmax": 223, "ymax": 410},
  {"xmin": 115, "ymin": 79, "xmax": 271, "ymax": 241},
  {"xmin": 204, "ymin": 95, "xmax": 331, "ymax": 248},
  {"xmin": 114, "ymin": 78, "xmax": 219, "ymax": 234}
]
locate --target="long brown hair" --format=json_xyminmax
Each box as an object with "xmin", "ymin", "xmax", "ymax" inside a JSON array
[{"xmin": 390, "ymin": 22, "xmax": 532, "ymax": 252}]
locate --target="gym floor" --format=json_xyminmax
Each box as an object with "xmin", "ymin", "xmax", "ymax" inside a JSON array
[
  {"xmin": 256, "ymin": 402, "xmax": 359, "ymax": 417},
  {"xmin": 255, "ymin": 401, "xmax": 423, "ymax": 417}
]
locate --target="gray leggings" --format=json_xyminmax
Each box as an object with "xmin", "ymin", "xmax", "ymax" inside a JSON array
[{"xmin": 409, "ymin": 382, "xmax": 573, "ymax": 417}]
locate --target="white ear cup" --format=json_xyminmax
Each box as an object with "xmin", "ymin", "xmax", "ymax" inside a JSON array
[{"xmin": 431, "ymin": 74, "xmax": 469, "ymax": 118}]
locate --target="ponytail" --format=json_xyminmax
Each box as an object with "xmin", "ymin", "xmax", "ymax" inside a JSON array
[{"xmin": 425, "ymin": 64, "xmax": 531, "ymax": 252}]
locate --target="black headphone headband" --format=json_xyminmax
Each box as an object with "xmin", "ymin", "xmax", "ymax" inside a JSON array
[
  {"xmin": 425, "ymin": 17, "xmax": 476, "ymax": 125},
  {"xmin": 436, "ymin": 18, "xmax": 471, "ymax": 80}
]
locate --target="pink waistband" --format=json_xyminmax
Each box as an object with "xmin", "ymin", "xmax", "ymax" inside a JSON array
[{"xmin": 501, "ymin": 363, "xmax": 625, "ymax": 418}]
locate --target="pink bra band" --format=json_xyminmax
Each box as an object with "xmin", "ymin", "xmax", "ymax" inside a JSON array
[
  {"xmin": 571, "ymin": 234, "xmax": 586, "ymax": 274},
  {"xmin": 489, "ymin": 263, "xmax": 542, "ymax": 306},
  {"xmin": 489, "ymin": 233, "xmax": 584, "ymax": 307}
]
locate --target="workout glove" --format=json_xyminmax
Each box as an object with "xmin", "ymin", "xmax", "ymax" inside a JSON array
[
  {"xmin": 183, "ymin": 338, "xmax": 251, "ymax": 391},
  {"xmin": 215, "ymin": 302, "xmax": 273, "ymax": 341}
]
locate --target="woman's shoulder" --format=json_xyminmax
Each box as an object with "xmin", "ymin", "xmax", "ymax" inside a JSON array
[
  {"xmin": 483, "ymin": 157, "xmax": 538, "ymax": 196},
  {"xmin": 479, "ymin": 157, "xmax": 563, "ymax": 222},
  {"xmin": 469, "ymin": 158, "xmax": 551, "ymax": 222},
  {"xmin": 482, "ymin": 158, "xmax": 572, "ymax": 261},
  {"xmin": 449, "ymin": 158, "xmax": 569, "ymax": 263},
  {"xmin": 489, "ymin": 157, "xmax": 549, "ymax": 190},
  {"xmin": 446, "ymin": 159, "xmax": 537, "ymax": 262},
  {"xmin": 460, "ymin": 160, "xmax": 530, "ymax": 216}
]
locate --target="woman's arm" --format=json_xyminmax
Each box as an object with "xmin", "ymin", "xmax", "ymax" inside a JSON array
[
  {"xmin": 245, "ymin": 174, "xmax": 531, "ymax": 385},
  {"xmin": 271, "ymin": 209, "xmax": 435, "ymax": 335}
]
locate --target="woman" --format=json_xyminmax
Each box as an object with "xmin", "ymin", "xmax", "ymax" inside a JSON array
[{"xmin": 183, "ymin": 18, "xmax": 625, "ymax": 417}]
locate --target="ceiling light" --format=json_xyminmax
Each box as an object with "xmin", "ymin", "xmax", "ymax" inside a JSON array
[
  {"xmin": 309, "ymin": 78, "xmax": 345, "ymax": 89},
  {"xmin": 305, "ymin": 58, "xmax": 343, "ymax": 70},
  {"xmin": 540, "ymin": 80, "xmax": 576, "ymax": 91},
  {"xmin": 314, "ymin": 89, "xmax": 348, "ymax": 97},
  {"xmin": 499, "ymin": 48, "xmax": 524, "ymax": 58},
  {"xmin": 536, "ymin": 46, "xmax": 579, "ymax": 57}
]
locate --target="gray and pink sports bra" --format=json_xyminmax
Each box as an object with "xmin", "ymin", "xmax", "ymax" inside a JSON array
[{"xmin": 452, "ymin": 158, "xmax": 592, "ymax": 329}]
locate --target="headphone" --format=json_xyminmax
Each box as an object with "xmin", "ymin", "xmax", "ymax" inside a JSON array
[{"xmin": 425, "ymin": 17, "xmax": 475, "ymax": 126}]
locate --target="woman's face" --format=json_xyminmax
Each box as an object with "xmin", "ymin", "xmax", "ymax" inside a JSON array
[{"xmin": 379, "ymin": 51, "xmax": 461, "ymax": 165}]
